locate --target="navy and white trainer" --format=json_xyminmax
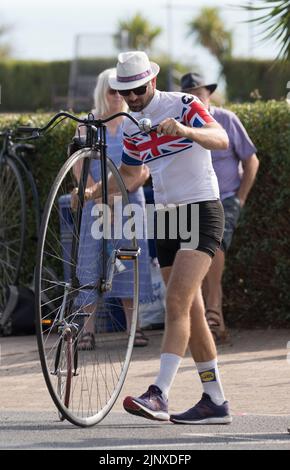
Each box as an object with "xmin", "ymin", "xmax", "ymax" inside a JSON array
[
  {"xmin": 170, "ymin": 393, "xmax": 232, "ymax": 425},
  {"xmin": 123, "ymin": 385, "xmax": 169, "ymax": 421}
]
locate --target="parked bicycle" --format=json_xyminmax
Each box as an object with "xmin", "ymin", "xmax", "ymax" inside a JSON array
[
  {"xmin": 0, "ymin": 129, "xmax": 41, "ymax": 331},
  {"xmin": 18, "ymin": 111, "xmax": 152, "ymax": 427}
]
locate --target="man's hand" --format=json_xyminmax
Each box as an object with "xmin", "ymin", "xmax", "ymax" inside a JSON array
[
  {"xmin": 71, "ymin": 187, "xmax": 79, "ymax": 212},
  {"xmin": 237, "ymin": 154, "xmax": 259, "ymax": 208},
  {"xmin": 157, "ymin": 118, "xmax": 228, "ymax": 150},
  {"xmin": 84, "ymin": 185, "xmax": 98, "ymax": 201},
  {"xmin": 157, "ymin": 118, "xmax": 188, "ymax": 138},
  {"xmin": 238, "ymin": 197, "xmax": 245, "ymax": 209},
  {"xmin": 71, "ymin": 184, "xmax": 100, "ymax": 211}
]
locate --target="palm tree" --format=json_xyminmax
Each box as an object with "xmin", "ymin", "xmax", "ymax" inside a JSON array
[
  {"xmin": 188, "ymin": 7, "xmax": 233, "ymax": 65},
  {"xmin": 241, "ymin": 1, "xmax": 290, "ymax": 61},
  {"xmin": 115, "ymin": 12, "xmax": 162, "ymax": 52}
]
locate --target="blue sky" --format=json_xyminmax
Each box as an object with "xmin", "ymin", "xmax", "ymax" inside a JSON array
[{"xmin": 1, "ymin": 0, "xmax": 279, "ymax": 82}]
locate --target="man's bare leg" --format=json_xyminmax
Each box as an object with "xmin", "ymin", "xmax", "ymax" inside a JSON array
[
  {"xmin": 160, "ymin": 269, "xmax": 219, "ymax": 373},
  {"xmin": 203, "ymin": 248, "xmax": 226, "ymax": 333},
  {"xmin": 121, "ymin": 298, "xmax": 134, "ymax": 335},
  {"xmin": 161, "ymin": 250, "xmax": 211, "ymax": 356},
  {"xmin": 188, "ymin": 286, "xmax": 216, "ymax": 362},
  {"xmin": 122, "ymin": 298, "xmax": 148, "ymax": 346}
]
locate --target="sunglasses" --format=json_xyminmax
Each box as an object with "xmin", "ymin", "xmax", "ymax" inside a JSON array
[
  {"xmin": 108, "ymin": 88, "xmax": 119, "ymax": 95},
  {"xmin": 118, "ymin": 85, "xmax": 148, "ymax": 97}
]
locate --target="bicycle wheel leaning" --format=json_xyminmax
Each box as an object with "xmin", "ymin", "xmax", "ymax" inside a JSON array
[
  {"xmin": 35, "ymin": 148, "xmax": 139, "ymax": 427},
  {"xmin": 0, "ymin": 156, "xmax": 26, "ymax": 319}
]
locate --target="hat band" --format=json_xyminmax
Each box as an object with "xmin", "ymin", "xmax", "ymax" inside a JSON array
[{"xmin": 117, "ymin": 69, "xmax": 152, "ymax": 83}]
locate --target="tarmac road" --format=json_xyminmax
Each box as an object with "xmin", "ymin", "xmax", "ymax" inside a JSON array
[
  {"xmin": 1, "ymin": 410, "xmax": 290, "ymax": 450},
  {"xmin": 1, "ymin": 329, "xmax": 290, "ymax": 450}
]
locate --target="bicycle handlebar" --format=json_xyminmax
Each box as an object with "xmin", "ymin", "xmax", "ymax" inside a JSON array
[
  {"xmin": 17, "ymin": 126, "xmax": 39, "ymax": 133},
  {"xmin": 16, "ymin": 111, "xmax": 156, "ymax": 137}
]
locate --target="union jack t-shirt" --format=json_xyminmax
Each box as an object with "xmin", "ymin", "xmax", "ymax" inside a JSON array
[{"xmin": 122, "ymin": 90, "xmax": 220, "ymax": 206}]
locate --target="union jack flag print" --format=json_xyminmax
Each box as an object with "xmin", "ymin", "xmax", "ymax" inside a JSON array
[{"xmin": 123, "ymin": 130, "xmax": 193, "ymax": 164}]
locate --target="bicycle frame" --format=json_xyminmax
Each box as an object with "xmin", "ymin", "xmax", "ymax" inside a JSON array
[
  {"xmin": 18, "ymin": 110, "xmax": 145, "ymax": 305},
  {"xmin": 18, "ymin": 111, "xmax": 144, "ymax": 294},
  {"xmin": 64, "ymin": 119, "xmax": 110, "ymax": 298}
]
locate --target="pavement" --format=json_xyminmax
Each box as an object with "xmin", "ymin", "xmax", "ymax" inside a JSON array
[{"xmin": 1, "ymin": 328, "xmax": 290, "ymax": 450}]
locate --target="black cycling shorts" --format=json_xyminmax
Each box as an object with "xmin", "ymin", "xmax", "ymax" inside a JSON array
[{"xmin": 156, "ymin": 200, "xmax": 224, "ymax": 268}]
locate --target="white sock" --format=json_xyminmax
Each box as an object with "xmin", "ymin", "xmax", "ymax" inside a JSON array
[
  {"xmin": 195, "ymin": 358, "xmax": 226, "ymax": 406},
  {"xmin": 154, "ymin": 353, "xmax": 182, "ymax": 400}
]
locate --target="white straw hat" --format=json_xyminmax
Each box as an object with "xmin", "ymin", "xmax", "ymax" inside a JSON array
[{"xmin": 109, "ymin": 51, "xmax": 160, "ymax": 90}]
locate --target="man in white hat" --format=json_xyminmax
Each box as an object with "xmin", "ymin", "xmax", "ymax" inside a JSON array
[{"xmin": 86, "ymin": 51, "xmax": 232, "ymax": 424}]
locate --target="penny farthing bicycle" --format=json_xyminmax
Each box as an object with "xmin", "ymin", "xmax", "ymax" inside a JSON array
[{"xmin": 18, "ymin": 112, "xmax": 152, "ymax": 427}]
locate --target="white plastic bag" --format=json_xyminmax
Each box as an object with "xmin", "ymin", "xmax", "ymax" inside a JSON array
[{"xmin": 139, "ymin": 258, "xmax": 166, "ymax": 328}]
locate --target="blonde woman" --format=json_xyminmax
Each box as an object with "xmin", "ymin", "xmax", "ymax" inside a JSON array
[{"xmin": 74, "ymin": 68, "xmax": 151, "ymax": 349}]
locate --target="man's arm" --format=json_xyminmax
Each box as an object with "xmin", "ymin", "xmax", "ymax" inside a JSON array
[
  {"xmin": 157, "ymin": 118, "xmax": 229, "ymax": 150},
  {"xmin": 119, "ymin": 163, "xmax": 149, "ymax": 192},
  {"xmin": 84, "ymin": 162, "xmax": 147, "ymax": 201},
  {"xmin": 129, "ymin": 164, "xmax": 150, "ymax": 192},
  {"xmin": 236, "ymin": 154, "xmax": 259, "ymax": 207}
]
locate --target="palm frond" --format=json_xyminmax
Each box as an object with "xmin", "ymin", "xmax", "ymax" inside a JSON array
[{"xmin": 239, "ymin": 1, "xmax": 290, "ymax": 60}]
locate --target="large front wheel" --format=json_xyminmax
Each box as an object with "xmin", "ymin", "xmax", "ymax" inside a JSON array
[{"xmin": 35, "ymin": 149, "xmax": 139, "ymax": 427}]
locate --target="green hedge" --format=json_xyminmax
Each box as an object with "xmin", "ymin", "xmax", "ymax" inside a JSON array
[
  {"xmin": 0, "ymin": 60, "xmax": 71, "ymax": 111},
  {"xmin": 0, "ymin": 100, "xmax": 289, "ymax": 327},
  {"xmin": 223, "ymin": 100, "xmax": 290, "ymax": 327},
  {"xmin": 223, "ymin": 58, "xmax": 290, "ymax": 102},
  {"xmin": 0, "ymin": 58, "xmax": 184, "ymax": 112}
]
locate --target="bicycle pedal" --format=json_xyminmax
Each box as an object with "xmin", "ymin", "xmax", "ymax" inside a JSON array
[
  {"xmin": 116, "ymin": 247, "xmax": 141, "ymax": 260},
  {"xmin": 41, "ymin": 319, "xmax": 53, "ymax": 326}
]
